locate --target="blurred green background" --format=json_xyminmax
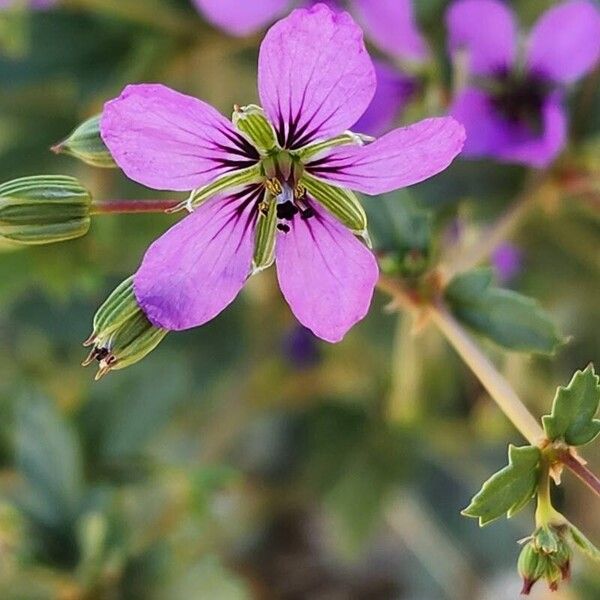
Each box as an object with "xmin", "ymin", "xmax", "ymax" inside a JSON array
[{"xmin": 0, "ymin": 1, "xmax": 599, "ymax": 598}]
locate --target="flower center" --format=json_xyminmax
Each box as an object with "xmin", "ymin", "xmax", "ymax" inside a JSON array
[
  {"xmin": 486, "ymin": 69, "xmax": 549, "ymax": 134},
  {"xmin": 261, "ymin": 151, "xmax": 314, "ymax": 233}
]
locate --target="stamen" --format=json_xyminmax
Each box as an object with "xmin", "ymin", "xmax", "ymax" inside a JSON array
[{"xmin": 265, "ymin": 178, "xmax": 283, "ymax": 196}]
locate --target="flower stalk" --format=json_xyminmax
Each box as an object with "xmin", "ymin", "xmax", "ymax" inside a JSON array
[{"xmin": 90, "ymin": 199, "xmax": 181, "ymax": 215}]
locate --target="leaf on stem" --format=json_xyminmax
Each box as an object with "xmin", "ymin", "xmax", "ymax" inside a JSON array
[
  {"xmin": 462, "ymin": 444, "xmax": 541, "ymax": 526},
  {"xmin": 569, "ymin": 522, "xmax": 600, "ymax": 562},
  {"xmin": 542, "ymin": 364, "xmax": 600, "ymax": 447},
  {"xmin": 445, "ymin": 268, "xmax": 563, "ymax": 354}
]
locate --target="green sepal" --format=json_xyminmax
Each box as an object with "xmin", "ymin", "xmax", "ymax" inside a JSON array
[
  {"xmin": 297, "ymin": 131, "xmax": 373, "ymax": 161},
  {"xmin": 445, "ymin": 268, "xmax": 563, "ymax": 354},
  {"xmin": 252, "ymin": 193, "xmax": 277, "ymax": 274},
  {"xmin": 52, "ymin": 115, "xmax": 116, "ymax": 168},
  {"xmin": 185, "ymin": 164, "xmax": 262, "ymax": 211},
  {"xmin": 91, "ymin": 276, "xmax": 139, "ymax": 339},
  {"xmin": 462, "ymin": 444, "xmax": 541, "ymax": 526},
  {"xmin": 569, "ymin": 523, "xmax": 600, "ymax": 562},
  {"xmin": 301, "ymin": 173, "xmax": 367, "ymax": 236},
  {"xmin": 0, "ymin": 175, "xmax": 91, "ymax": 245},
  {"xmin": 542, "ymin": 365, "xmax": 600, "ymax": 447},
  {"xmin": 232, "ymin": 104, "xmax": 278, "ymax": 153}
]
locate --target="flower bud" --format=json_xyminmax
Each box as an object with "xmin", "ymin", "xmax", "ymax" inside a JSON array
[
  {"xmin": 83, "ymin": 277, "xmax": 167, "ymax": 379},
  {"xmin": 0, "ymin": 175, "xmax": 91, "ymax": 245},
  {"xmin": 52, "ymin": 115, "xmax": 116, "ymax": 168},
  {"xmin": 518, "ymin": 542, "xmax": 546, "ymax": 595}
]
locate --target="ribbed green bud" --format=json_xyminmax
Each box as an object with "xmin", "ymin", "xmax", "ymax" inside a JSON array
[
  {"xmin": 232, "ymin": 104, "xmax": 278, "ymax": 153},
  {"xmin": 52, "ymin": 115, "xmax": 116, "ymax": 168},
  {"xmin": 83, "ymin": 276, "xmax": 167, "ymax": 380},
  {"xmin": 252, "ymin": 193, "xmax": 277, "ymax": 274},
  {"xmin": 518, "ymin": 542, "xmax": 546, "ymax": 595},
  {"xmin": 297, "ymin": 131, "xmax": 373, "ymax": 161},
  {"xmin": 0, "ymin": 175, "xmax": 91, "ymax": 245},
  {"xmin": 301, "ymin": 172, "xmax": 368, "ymax": 239}
]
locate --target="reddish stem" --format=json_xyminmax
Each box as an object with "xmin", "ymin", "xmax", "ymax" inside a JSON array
[
  {"xmin": 90, "ymin": 199, "xmax": 181, "ymax": 215},
  {"xmin": 561, "ymin": 451, "xmax": 600, "ymax": 499}
]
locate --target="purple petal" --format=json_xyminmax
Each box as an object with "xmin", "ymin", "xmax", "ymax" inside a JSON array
[
  {"xmin": 275, "ymin": 205, "xmax": 378, "ymax": 343},
  {"xmin": 352, "ymin": 60, "xmax": 417, "ymax": 137},
  {"xmin": 446, "ymin": 0, "xmax": 517, "ymax": 76},
  {"xmin": 527, "ymin": 0, "xmax": 600, "ymax": 84},
  {"xmin": 101, "ymin": 84, "xmax": 259, "ymax": 192},
  {"xmin": 492, "ymin": 243, "xmax": 523, "ymax": 283},
  {"xmin": 307, "ymin": 117, "xmax": 465, "ymax": 195},
  {"xmin": 134, "ymin": 190, "xmax": 260, "ymax": 330},
  {"xmin": 192, "ymin": 0, "xmax": 290, "ymax": 36},
  {"xmin": 351, "ymin": 0, "xmax": 429, "ymax": 61},
  {"xmin": 450, "ymin": 88, "xmax": 566, "ymax": 167},
  {"xmin": 258, "ymin": 3, "xmax": 376, "ymax": 148}
]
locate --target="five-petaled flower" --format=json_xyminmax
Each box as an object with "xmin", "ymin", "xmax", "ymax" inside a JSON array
[
  {"xmin": 100, "ymin": 3, "xmax": 464, "ymax": 343},
  {"xmin": 447, "ymin": 0, "xmax": 600, "ymax": 167}
]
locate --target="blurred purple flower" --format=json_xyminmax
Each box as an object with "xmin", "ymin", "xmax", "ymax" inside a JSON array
[
  {"xmin": 492, "ymin": 243, "xmax": 523, "ymax": 283},
  {"xmin": 0, "ymin": 0, "xmax": 55, "ymax": 8},
  {"xmin": 100, "ymin": 4, "xmax": 464, "ymax": 342},
  {"xmin": 447, "ymin": 0, "xmax": 600, "ymax": 167},
  {"xmin": 283, "ymin": 325, "xmax": 320, "ymax": 368},
  {"xmin": 192, "ymin": 0, "xmax": 428, "ymax": 135}
]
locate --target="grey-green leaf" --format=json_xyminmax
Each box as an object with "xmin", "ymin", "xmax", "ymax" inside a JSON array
[
  {"xmin": 462, "ymin": 445, "xmax": 541, "ymax": 526},
  {"xmin": 542, "ymin": 365, "xmax": 600, "ymax": 447},
  {"xmin": 445, "ymin": 268, "xmax": 563, "ymax": 354}
]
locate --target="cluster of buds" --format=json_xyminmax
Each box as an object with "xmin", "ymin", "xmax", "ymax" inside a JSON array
[
  {"xmin": 0, "ymin": 175, "xmax": 91, "ymax": 245},
  {"xmin": 83, "ymin": 277, "xmax": 167, "ymax": 380},
  {"xmin": 518, "ymin": 524, "xmax": 572, "ymax": 594}
]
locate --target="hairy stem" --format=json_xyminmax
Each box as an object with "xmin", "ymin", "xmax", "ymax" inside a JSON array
[
  {"xmin": 376, "ymin": 274, "xmax": 600, "ymax": 500},
  {"xmin": 427, "ymin": 301, "xmax": 545, "ymax": 445},
  {"xmin": 90, "ymin": 199, "xmax": 181, "ymax": 215}
]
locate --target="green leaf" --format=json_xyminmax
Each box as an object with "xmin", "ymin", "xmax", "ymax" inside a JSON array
[
  {"xmin": 462, "ymin": 445, "xmax": 541, "ymax": 526},
  {"xmin": 569, "ymin": 523, "xmax": 600, "ymax": 562},
  {"xmin": 445, "ymin": 268, "xmax": 562, "ymax": 354},
  {"xmin": 542, "ymin": 365, "xmax": 600, "ymax": 447}
]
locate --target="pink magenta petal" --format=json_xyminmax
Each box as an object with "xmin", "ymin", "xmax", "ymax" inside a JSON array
[
  {"xmin": 258, "ymin": 3, "xmax": 376, "ymax": 148},
  {"xmin": 527, "ymin": 0, "xmax": 600, "ymax": 85},
  {"xmin": 446, "ymin": 0, "xmax": 517, "ymax": 76},
  {"xmin": 275, "ymin": 205, "xmax": 378, "ymax": 343},
  {"xmin": 352, "ymin": 60, "xmax": 417, "ymax": 137},
  {"xmin": 352, "ymin": 0, "xmax": 429, "ymax": 62},
  {"xmin": 101, "ymin": 84, "xmax": 259, "ymax": 191},
  {"xmin": 192, "ymin": 0, "xmax": 291, "ymax": 36},
  {"xmin": 134, "ymin": 189, "xmax": 260, "ymax": 330},
  {"xmin": 307, "ymin": 117, "xmax": 465, "ymax": 195},
  {"xmin": 450, "ymin": 88, "xmax": 567, "ymax": 167}
]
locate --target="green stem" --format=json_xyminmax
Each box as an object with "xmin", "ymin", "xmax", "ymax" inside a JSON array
[
  {"xmin": 90, "ymin": 199, "xmax": 180, "ymax": 215},
  {"xmin": 535, "ymin": 457, "xmax": 563, "ymax": 527}
]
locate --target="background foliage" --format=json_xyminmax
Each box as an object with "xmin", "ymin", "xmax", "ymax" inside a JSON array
[{"xmin": 0, "ymin": 1, "xmax": 599, "ymax": 598}]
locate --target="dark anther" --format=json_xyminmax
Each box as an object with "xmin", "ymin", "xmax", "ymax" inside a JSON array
[
  {"xmin": 277, "ymin": 223, "xmax": 290, "ymax": 233},
  {"xmin": 277, "ymin": 201, "xmax": 299, "ymax": 221},
  {"xmin": 94, "ymin": 347, "xmax": 110, "ymax": 362},
  {"xmin": 300, "ymin": 206, "xmax": 315, "ymax": 220}
]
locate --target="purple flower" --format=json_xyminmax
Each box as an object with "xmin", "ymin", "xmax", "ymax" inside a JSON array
[
  {"xmin": 492, "ymin": 243, "xmax": 523, "ymax": 283},
  {"xmin": 283, "ymin": 325, "xmax": 320, "ymax": 368},
  {"xmin": 101, "ymin": 4, "xmax": 464, "ymax": 343},
  {"xmin": 447, "ymin": 0, "xmax": 600, "ymax": 167}
]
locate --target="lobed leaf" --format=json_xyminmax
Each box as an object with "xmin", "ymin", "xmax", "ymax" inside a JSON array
[
  {"xmin": 542, "ymin": 364, "xmax": 600, "ymax": 447},
  {"xmin": 462, "ymin": 445, "xmax": 541, "ymax": 526}
]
